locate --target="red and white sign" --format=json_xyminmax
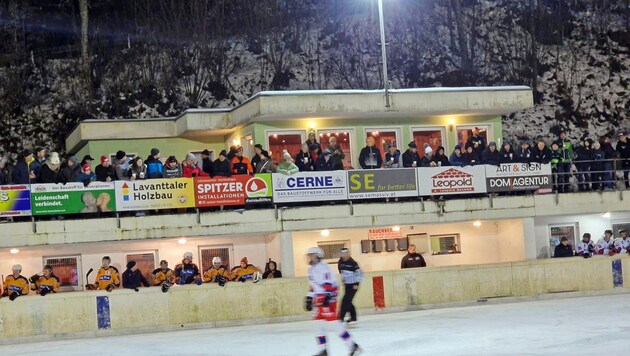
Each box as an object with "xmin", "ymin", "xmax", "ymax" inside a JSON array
[
  {"xmin": 417, "ymin": 165, "xmax": 487, "ymax": 195},
  {"xmin": 195, "ymin": 174, "xmax": 272, "ymax": 207},
  {"xmin": 368, "ymin": 227, "xmax": 401, "ymax": 240}
]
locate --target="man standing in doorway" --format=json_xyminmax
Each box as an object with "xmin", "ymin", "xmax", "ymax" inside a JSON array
[
  {"xmin": 401, "ymin": 244, "xmax": 427, "ymax": 269},
  {"xmin": 338, "ymin": 248, "xmax": 362, "ymax": 326}
]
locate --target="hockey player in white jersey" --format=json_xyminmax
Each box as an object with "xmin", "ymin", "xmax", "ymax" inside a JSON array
[
  {"xmin": 596, "ymin": 230, "xmax": 615, "ymax": 256},
  {"xmin": 614, "ymin": 229, "xmax": 630, "ymax": 254},
  {"xmin": 576, "ymin": 233, "xmax": 595, "ymax": 258},
  {"xmin": 305, "ymin": 246, "xmax": 360, "ymax": 356}
]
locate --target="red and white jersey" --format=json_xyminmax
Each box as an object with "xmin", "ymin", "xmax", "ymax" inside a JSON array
[
  {"xmin": 575, "ymin": 241, "xmax": 594, "ymax": 256},
  {"xmin": 596, "ymin": 238, "xmax": 614, "ymax": 255},
  {"xmin": 614, "ymin": 238, "xmax": 630, "ymax": 254},
  {"xmin": 307, "ymin": 260, "xmax": 338, "ymax": 298}
]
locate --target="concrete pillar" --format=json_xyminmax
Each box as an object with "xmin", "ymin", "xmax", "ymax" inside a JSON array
[
  {"xmin": 279, "ymin": 231, "xmax": 295, "ymax": 277},
  {"xmin": 522, "ymin": 217, "xmax": 537, "ymax": 260}
]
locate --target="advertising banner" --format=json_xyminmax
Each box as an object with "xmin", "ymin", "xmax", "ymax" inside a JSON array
[
  {"xmin": 31, "ymin": 182, "xmax": 116, "ymax": 215},
  {"xmin": 485, "ymin": 163, "xmax": 552, "ymax": 192},
  {"xmin": 347, "ymin": 169, "xmax": 418, "ymax": 199},
  {"xmin": 0, "ymin": 185, "xmax": 32, "ymax": 217},
  {"xmin": 115, "ymin": 178, "xmax": 195, "ymax": 211},
  {"xmin": 195, "ymin": 174, "xmax": 272, "ymax": 207},
  {"xmin": 272, "ymin": 171, "xmax": 347, "ymax": 203},
  {"xmin": 368, "ymin": 227, "xmax": 402, "ymax": 240},
  {"xmin": 417, "ymin": 165, "xmax": 487, "ymax": 195}
]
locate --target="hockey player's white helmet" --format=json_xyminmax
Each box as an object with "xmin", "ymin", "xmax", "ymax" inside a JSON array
[
  {"xmin": 183, "ymin": 252, "xmax": 193, "ymax": 260},
  {"xmin": 212, "ymin": 257, "xmax": 222, "ymax": 264},
  {"xmin": 12, "ymin": 264, "xmax": 22, "ymax": 272},
  {"xmin": 306, "ymin": 246, "xmax": 324, "ymax": 258}
]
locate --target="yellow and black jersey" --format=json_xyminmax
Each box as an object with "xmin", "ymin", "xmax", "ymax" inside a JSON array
[
  {"xmin": 151, "ymin": 268, "xmax": 175, "ymax": 286},
  {"xmin": 32, "ymin": 275, "xmax": 60, "ymax": 294},
  {"xmin": 202, "ymin": 266, "xmax": 229, "ymax": 283},
  {"xmin": 3, "ymin": 275, "xmax": 29, "ymax": 296},
  {"xmin": 94, "ymin": 266, "xmax": 120, "ymax": 290},
  {"xmin": 230, "ymin": 264, "xmax": 260, "ymax": 281}
]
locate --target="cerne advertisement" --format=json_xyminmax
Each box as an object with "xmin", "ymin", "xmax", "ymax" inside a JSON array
[
  {"xmin": 115, "ymin": 178, "xmax": 196, "ymax": 211},
  {"xmin": 485, "ymin": 163, "xmax": 552, "ymax": 192},
  {"xmin": 347, "ymin": 169, "xmax": 417, "ymax": 199},
  {"xmin": 195, "ymin": 174, "xmax": 272, "ymax": 207},
  {"xmin": 272, "ymin": 171, "xmax": 347, "ymax": 203},
  {"xmin": 417, "ymin": 165, "xmax": 487, "ymax": 195}
]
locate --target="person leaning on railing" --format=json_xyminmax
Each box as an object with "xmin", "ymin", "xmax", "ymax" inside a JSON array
[
  {"xmin": 384, "ymin": 143, "xmax": 402, "ymax": 168},
  {"xmin": 590, "ymin": 142, "xmax": 605, "ymax": 191},
  {"xmin": 616, "ymin": 131, "xmax": 630, "ymax": 189},
  {"xmin": 600, "ymin": 135, "xmax": 616, "ymax": 190},
  {"xmin": 553, "ymin": 237, "xmax": 574, "ymax": 258},
  {"xmin": 574, "ymin": 138, "xmax": 593, "ymax": 192},
  {"xmin": 550, "ymin": 142, "xmax": 565, "ymax": 193}
]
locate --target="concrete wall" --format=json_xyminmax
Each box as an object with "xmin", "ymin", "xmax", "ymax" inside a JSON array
[{"xmin": 0, "ymin": 255, "xmax": 624, "ymax": 343}]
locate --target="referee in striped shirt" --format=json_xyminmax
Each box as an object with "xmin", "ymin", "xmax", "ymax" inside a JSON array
[{"xmin": 338, "ymin": 247, "xmax": 362, "ymax": 325}]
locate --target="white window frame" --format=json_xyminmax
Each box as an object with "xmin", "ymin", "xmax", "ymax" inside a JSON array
[
  {"xmin": 363, "ymin": 126, "xmax": 402, "ymax": 153},
  {"xmin": 453, "ymin": 124, "xmax": 496, "ymax": 148},
  {"xmin": 42, "ymin": 254, "xmax": 82, "ymax": 292},
  {"xmin": 317, "ymin": 127, "xmax": 357, "ymax": 169},
  {"xmin": 429, "ymin": 233, "xmax": 462, "ymax": 255},
  {"xmin": 409, "ymin": 125, "xmax": 448, "ymax": 150},
  {"xmin": 264, "ymin": 129, "xmax": 307, "ymax": 158},
  {"xmin": 198, "ymin": 244, "xmax": 234, "ymax": 272},
  {"xmin": 317, "ymin": 240, "xmax": 350, "ymax": 264},
  {"xmin": 548, "ymin": 223, "xmax": 579, "ymax": 258}
]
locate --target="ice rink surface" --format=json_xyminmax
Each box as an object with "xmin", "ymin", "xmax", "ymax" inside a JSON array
[{"xmin": 3, "ymin": 293, "xmax": 630, "ymax": 356}]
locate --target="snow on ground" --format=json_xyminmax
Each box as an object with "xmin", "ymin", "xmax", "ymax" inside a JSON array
[{"xmin": 2, "ymin": 293, "xmax": 630, "ymax": 356}]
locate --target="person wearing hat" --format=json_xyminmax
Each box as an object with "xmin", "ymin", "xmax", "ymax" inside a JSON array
[
  {"xmin": 2, "ymin": 264, "xmax": 30, "ymax": 301},
  {"xmin": 576, "ymin": 233, "xmax": 595, "ymax": 258},
  {"xmin": 76, "ymin": 162, "xmax": 97, "ymax": 186},
  {"xmin": 127, "ymin": 157, "xmax": 148, "ymax": 181},
  {"xmin": 253, "ymin": 146, "xmax": 274, "ymax": 174},
  {"xmin": 498, "ymin": 142, "xmax": 514, "ymax": 164},
  {"xmin": 277, "ymin": 150, "xmax": 299, "ymax": 175},
  {"xmin": 596, "ymin": 230, "xmax": 615, "ymax": 256},
  {"xmin": 481, "ymin": 141, "xmax": 500, "ymax": 166},
  {"xmin": 202, "ymin": 257, "xmax": 230, "ymax": 286},
  {"xmin": 515, "ymin": 141, "xmax": 532, "ymax": 164},
  {"xmin": 420, "ymin": 144, "xmax": 436, "ymax": 167},
  {"xmin": 151, "ymin": 260, "xmax": 175, "ymax": 287},
  {"xmin": 449, "ymin": 145, "xmax": 466, "ymax": 167},
  {"xmin": 39, "ymin": 152, "xmax": 62, "ymax": 183},
  {"xmin": 465, "ymin": 127, "xmax": 486, "ymax": 156},
  {"xmin": 250, "ymin": 144, "xmax": 265, "ymax": 172},
  {"xmin": 145, "ymin": 148, "xmax": 163, "ymax": 179},
  {"xmin": 122, "ymin": 260, "xmax": 150, "ymax": 291},
  {"xmin": 91, "ymin": 256, "xmax": 120, "ymax": 292},
  {"xmin": 212, "ymin": 150, "xmax": 232, "ymax": 177},
  {"xmin": 200, "ymin": 149, "xmax": 213, "ymax": 176},
  {"xmin": 95, "ymin": 155, "xmax": 116, "ymax": 182},
  {"xmin": 112, "ymin": 150, "xmax": 130, "ymax": 180},
  {"xmin": 80, "ymin": 154, "xmax": 95, "ymax": 166},
  {"xmin": 296, "ymin": 142, "xmax": 315, "ymax": 172},
  {"xmin": 12, "ymin": 149, "xmax": 38, "ymax": 184},
  {"xmin": 402, "ymin": 141, "xmax": 421, "ymax": 168},
  {"xmin": 574, "ymin": 138, "xmax": 594, "ymax": 192},
  {"xmin": 181, "ymin": 152, "xmax": 207, "ymax": 178},
  {"xmin": 615, "ymin": 229, "xmax": 630, "ymax": 254},
  {"xmin": 163, "ymin": 155, "xmax": 183, "ymax": 178},
  {"xmin": 59, "ymin": 155, "xmax": 80, "ymax": 184},
  {"xmin": 337, "ymin": 248, "xmax": 362, "ymax": 325},
  {"xmin": 315, "ymin": 149, "xmax": 334, "ymax": 171},
  {"xmin": 553, "ymin": 237, "xmax": 574, "ymax": 258},
  {"xmin": 431, "ymin": 145, "xmax": 450, "ymax": 167},
  {"xmin": 230, "ymin": 257, "xmax": 262, "ymax": 282},
  {"xmin": 384, "ymin": 143, "xmax": 402, "ymax": 168},
  {"xmin": 30, "ymin": 265, "xmax": 60, "ymax": 296},
  {"xmin": 231, "ymin": 146, "xmax": 253, "ymax": 175},
  {"xmin": 174, "ymin": 252, "xmax": 202, "ymax": 285},
  {"xmin": 616, "ymin": 131, "xmax": 630, "ymax": 188},
  {"xmin": 358, "ymin": 136, "xmax": 382, "ymax": 169}
]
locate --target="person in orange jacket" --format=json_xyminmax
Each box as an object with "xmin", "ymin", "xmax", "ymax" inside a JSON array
[
  {"xmin": 230, "ymin": 257, "xmax": 262, "ymax": 282},
  {"xmin": 231, "ymin": 146, "xmax": 253, "ymax": 175}
]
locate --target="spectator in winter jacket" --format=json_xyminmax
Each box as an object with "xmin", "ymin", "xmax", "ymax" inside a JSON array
[
  {"xmin": 576, "ymin": 233, "xmax": 595, "ymax": 258},
  {"xmin": 498, "ymin": 142, "xmax": 514, "ymax": 164},
  {"xmin": 295, "ymin": 143, "xmax": 315, "ymax": 172},
  {"xmin": 200, "ymin": 149, "xmax": 213, "ymax": 176},
  {"xmin": 401, "ymin": 244, "xmax": 426, "ymax": 268},
  {"xmin": 262, "ymin": 260, "xmax": 282, "ymax": 279},
  {"xmin": 76, "ymin": 164, "xmax": 96, "ymax": 186},
  {"xmin": 59, "ymin": 155, "xmax": 80, "ymax": 184},
  {"xmin": 251, "ymin": 144, "xmax": 265, "ymax": 173},
  {"xmin": 553, "ymin": 237, "xmax": 574, "ymax": 258},
  {"xmin": 515, "ymin": 142, "xmax": 532, "ymax": 164},
  {"xmin": 465, "ymin": 127, "xmax": 485, "ymax": 157},
  {"xmin": 449, "ymin": 145, "xmax": 466, "ymax": 166},
  {"xmin": 231, "ymin": 146, "xmax": 253, "ymax": 175},
  {"xmin": 0, "ymin": 157, "xmax": 8, "ymax": 185},
  {"xmin": 39, "ymin": 152, "xmax": 61, "ymax": 184},
  {"xmin": 182, "ymin": 152, "xmax": 207, "ymax": 178},
  {"xmin": 420, "ymin": 145, "xmax": 435, "ymax": 167},
  {"xmin": 338, "ymin": 248, "xmax": 362, "ymax": 324},
  {"xmin": 532, "ymin": 140, "xmax": 552, "ymax": 164},
  {"xmin": 555, "ymin": 131, "xmax": 574, "ymax": 190},
  {"xmin": 12, "ymin": 149, "xmax": 38, "ymax": 184},
  {"xmin": 431, "ymin": 146, "xmax": 450, "ymax": 167},
  {"xmin": 276, "ymin": 151, "xmax": 299, "ymax": 175},
  {"xmin": 402, "ymin": 141, "xmax": 421, "ymax": 168},
  {"xmin": 316, "ymin": 150, "xmax": 334, "ymax": 171},
  {"xmin": 95, "ymin": 155, "xmax": 116, "ymax": 182},
  {"xmin": 230, "ymin": 257, "xmax": 261, "ymax": 282},
  {"xmin": 112, "ymin": 150, "xmax": 129, "ymax": 180},
  {"xmin": 600, "ymin": 135, "xmax": 616, "ymax": 189},
  {"xmin": 550, "ymin": 142, "xmax": 566, "ymax": 192},
  {"xmin": 122, "ymin": 261, "xmax": 150, "ymax": 291},
  {"xmin": 253, "ymin": 150, "xmax": 274, "ymax": 174},
  {"xmin": 616, "ymin": 131, "xmax": 630, "ymax": 189},
  {"xmin": 163, "ymin": 156, "xmax": 183, "ymax": 178},
  {"xmin": 35, "ymin": 147, "xmax": 47, "ymax": 164},
  {"xmin": 462, "ymin": 146, "xmax": 480, "ymax": 165},
  {"xmin": 591, "ymin": 141, "xmax": 605, "ymax": 190},
  {"xmin": 358, "ymin": 137, "xmax": 382, "ymax": 169},
  {"xmin": 127, "ymin": 157, "xmax": 147, "ymax": 180},
  {"xmin": 80, "ymin": 154, "xmax": 94, "ymax": 167},
  {"xmin": 212, "ymin": 150, "xmax": 232, "ymax": 177},
  {"xmin": 384, "ymin": 144, "xmax": 402, "ymax": 168},
  {"xmin": 174, "ymin": 252, "xmax": 202, "ymax": 285},
  {"xmin": 306, "ymin": 131, "xmax": 323, "ymax": 162},
  {"xmin": 481, "ymin": 142, "xmax": 500, "ymax": 166},
  {"xmin": 574, "ymin": 138, "xmax": 593, "ymax": 192},
  {"xmin": 328, "ymin": 136, "xmax": 345, "ymax": 170},
  {"xmin": 145, "ymin": 148, "xmax": 163, "ymax": 179}
]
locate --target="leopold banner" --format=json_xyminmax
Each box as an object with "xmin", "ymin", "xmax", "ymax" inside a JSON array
[
  {"xmin": 0, "ymin": 185, "xmax": 32, "ymax": 217},
  {"xmin": 417, "ymin": 165, "xmax": 487, "ymax": 195},
  {"xmin": 195, "ymin": 174, "xmax": 272, "ymax": 207},
  {"xmin": 347, "ymin": 169, "xmax": 417, "ymax": 199},
  {"xmin": 272, "ymin": 171, "xmax": 347, "ymax": 203},
  {"xmin": 31, "ymin": 182, "xmax": 116, "ymax": 215},
  {"xmin": 115, "ymin": 178, "xmax": 195, "ymax": 211},
  {"xmin": 485, "ymin": 163, "xmax": 552, "ymax": 192}
]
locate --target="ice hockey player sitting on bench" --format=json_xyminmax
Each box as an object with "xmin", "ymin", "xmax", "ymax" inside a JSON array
[
  {"xmin": 174, "ymin": 252, "xmax": 202, "ymax": 285},
  {"xmin": 230, "ymin": 257, "xmax": 262, "ymax": 283},
  {"xmin": 2, "ymin": 264, "xmax": 30, "ymax": 301},
  {"xmin": 152, "ymin": 260, "xmax": 175, "ymax": 292},
  {"xmin": 91, "ymin": 256, "xmax": 120, "ymax": 292},
  {"xmin": 31, "ymin": 265, "xmax": 60, "ymax": 296},
  {"xmin": 202, "ymin": 257, "xmax": 229, "ymax": 286}
]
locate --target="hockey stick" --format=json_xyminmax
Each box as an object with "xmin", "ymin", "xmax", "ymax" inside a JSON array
[
  {"xmin": 85, "ymin": 268, "xmax": 94, "ymax": 290},
  {"xmin": 1, "ymin": 274, "xmax": 4, "ymax": 296}
]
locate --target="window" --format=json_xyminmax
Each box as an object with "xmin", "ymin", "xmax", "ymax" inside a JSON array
[
  {"xmin": 430, "ymin": 234, "xmax": 461, "ymax": 255},
  {"xmin": 456, "ymin": 125, "xmax": 492, "ymax": 149},
  {"xmin": 411, "ymin": 127, "xmax": 446, "ymax": 153},
  {"xmin": 43, "ymin": 255, "xmax": 82, "ymax": 292},
  {"xmin": 266, "ymin": 131, "xmax": 305, "ymax": 165},
  {"xmin": 125, "ymin": 251, "xmax": 157, "ymax": 281},
  {"xmin": 612, "ymin": 222, "xmax": 630, "ymax": 237},
  {"xmin": 549, "ymin": 224, "xmax": 578, "ymax": 258},
  {"xmin": 365, "ymin": 128, "xmax": 401, "ymax": 161},
  {"xmin": 200, "ymin": 245, "xmax": 233, "ymax": 272},
  {"xmin": 318, "ymin": 129, "xmax": 354, "ymax": 169},
  {"xmin": 318, "ymin": 240, "xmax": 349, "ymax": 262}
]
